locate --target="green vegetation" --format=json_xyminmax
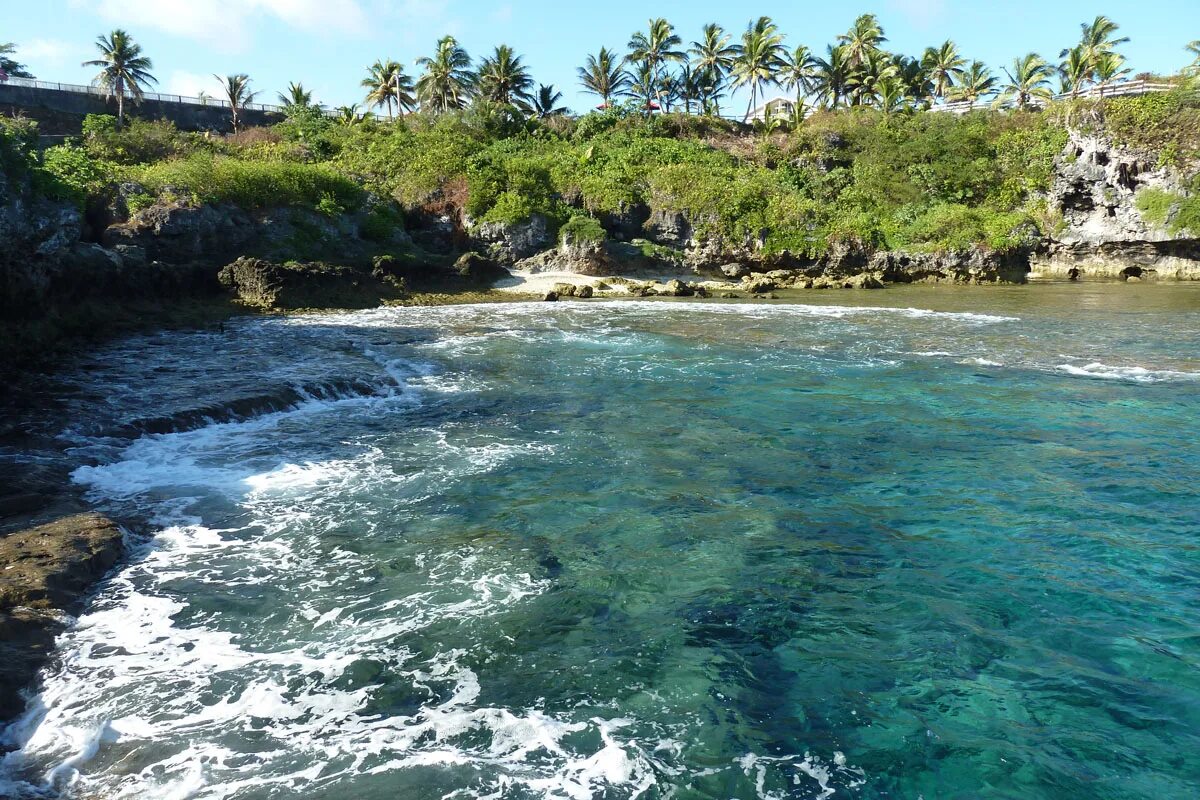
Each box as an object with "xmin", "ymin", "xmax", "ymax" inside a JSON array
[
  {"xmin": 131, "ymin": 154, "xmax": 363, "ymax": 210},
  {"xmin": 82, "ymin": 29, "xmax": 157, "ymax": 126},
  {"xmin": 560, "ymin": 215, "xmax": 606, "ymax": 244},
  {"xmin": 4, "ymin": 15, "xmax": 1198, "ymax": 260},
  {"xmin": 1136, "ymin": 188, "xmax": 1200, "ymax": 235}
]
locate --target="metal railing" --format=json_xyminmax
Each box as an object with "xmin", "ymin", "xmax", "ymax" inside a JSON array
[
  {"xmin": 0, "ymin": 75, "xmax": 385, "ymax": 120},
  {"xmin": 938, "ymin": 79, "xmax": 1178, "ymax": 114}
]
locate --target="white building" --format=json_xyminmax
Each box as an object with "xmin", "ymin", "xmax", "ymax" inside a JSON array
[{"xmin": 743, "ymin": 96, "xmax": 797, "ymax": 124}]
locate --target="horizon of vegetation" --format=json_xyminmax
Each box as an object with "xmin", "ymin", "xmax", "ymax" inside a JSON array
[
  {"xmin": 2, "ymin": 14, "xmax": 1199, "ymax": 271},
  {"xmin": 4, "ymin": 15, "xmax": 1200, "ymax": 129}
]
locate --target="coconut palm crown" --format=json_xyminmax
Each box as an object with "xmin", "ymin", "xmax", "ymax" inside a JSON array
[
  {"xmin": 578, "ymin": 47, "xmax": 629, "ymax": 108},
  {"xmin": 416, "ymin": 36, "xmax": 475, "ymax": 112},
  {"xmin": 82, "ymin": 29, "xmax": 156, "ymax": 126}
]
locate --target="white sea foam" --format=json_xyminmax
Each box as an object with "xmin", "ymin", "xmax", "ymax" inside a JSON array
[{"xmin": 1057, "ymin": 362, "xmax": 1200, "ymax": 383}]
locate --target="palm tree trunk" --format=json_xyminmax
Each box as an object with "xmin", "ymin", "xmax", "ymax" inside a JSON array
[{"xmin": 117, "ymin": 77, "xmax": 125, "ymax": 128}]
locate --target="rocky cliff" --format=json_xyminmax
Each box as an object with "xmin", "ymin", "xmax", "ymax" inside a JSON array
[{"xmin": 1035, "ymin": 129, "xmax": 1200, "ymax": 280}]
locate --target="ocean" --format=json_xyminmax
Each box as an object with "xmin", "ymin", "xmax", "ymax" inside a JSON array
[{"xmin": 2, "ymin": 283, "xmax": 1198, "ymax": 799}]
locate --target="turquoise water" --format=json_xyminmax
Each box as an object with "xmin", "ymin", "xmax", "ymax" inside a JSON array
[{"xmin": 2, "ymin": 284, "xmax": 1199, "ymax": 799}]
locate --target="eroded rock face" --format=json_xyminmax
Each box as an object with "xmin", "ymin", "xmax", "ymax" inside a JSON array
[
  {"xmin": 218, "ymin": 257, "xmax": 402, "ymax": 309},
  {"xmin": 473, "ymin": 214, "xmax": 551, "ymax": 265},
  {"xmin": 870, "ymin": 249, "xmax": 1030, "ymax": 284},
  {"xmin": 1042, "ymin": 131, "xmax": 1200, "ymax": 279},
  {"xmin": 103, "ymin": 201, "xmax": 256, "ymax": 264},
  {"xmin": 515, "ymin": 236, "xmax": 612, "ymax": 276},
  {"xmin": 0, "ymin": 513, "xmax": 124, "ymax": 720}
]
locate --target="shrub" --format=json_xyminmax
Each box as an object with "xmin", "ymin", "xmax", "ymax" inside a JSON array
[
  {"xmin": 559, "ymin": 215, "xmax": 605, "ymax": 244},
  {"xmin": 82, "ymin": 115, "xmax": 192, "ymax": 165},
  {"xmin": 1136, "ymin": 187, "xmax": 1200, "ymax": 234},
  {"xmin": 38, "ymin": 145, "xmax": 110, "ymax": 208},
  {"xmin": 133, "ymin": 154, "xmax": 363, "ymax": 210},
  {"xmin": 361, "ymin": 204, "xmax": 405, "ymax": 242}
]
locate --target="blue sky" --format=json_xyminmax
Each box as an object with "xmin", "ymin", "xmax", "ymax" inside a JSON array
[{"xmin": 5, "ymin": 1, "xmax": 1197, "ymax": 113}]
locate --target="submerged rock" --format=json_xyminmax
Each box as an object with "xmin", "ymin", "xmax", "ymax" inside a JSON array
[{"xmin": 0, "ymin": 513, "xmax": 124, "ymax": 720}]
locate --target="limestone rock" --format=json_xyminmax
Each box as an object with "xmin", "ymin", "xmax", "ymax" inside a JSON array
[
  {"xmin": 454, "ymin": 251, "xmax": 508, "ymax": 284},
  {"xmin": 0, "ymin": 513, "xmax": 124, "ymax": 720},
  {"xmin": 473, "ymin": 214, "xmax": 551, "ymax": 265},
  {"xmin": 218, "ymin": 257, "xmax": 401, "ymax": 309}
]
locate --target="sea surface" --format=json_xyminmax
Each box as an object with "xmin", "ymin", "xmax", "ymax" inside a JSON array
[{"xmin": 2, "ymin": 283, "xmax": 1199, "ymax": 799}]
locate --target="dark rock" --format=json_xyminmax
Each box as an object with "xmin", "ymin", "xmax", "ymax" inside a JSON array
[
  {"xmin": 543, "ymin": 290, "xmax": 559, "ymax": 302},
  {"xmin": 0, "ymin": 513, "xmax": 124, "ymax": 721},
  {"xmin": 454, "ymin": 251, "xmax": 508, "ymax": 284},
  {"xmin": 598, "ymin": 204, "xmax": 650, "ymax": 241},
  {"xmin": 870, "ymin": 250, "xmax": 1027, "ymax": 284},
  {"xmin": 658, "ymin": 279, "xmax": 694, "ymax": 297},
  {"xmin": 218, "ymin": 257, "xmax": 400, "ymax": 309},
  {"xmin": 643, "ymin": 209, "xmax": 694, "ymax": 248}
]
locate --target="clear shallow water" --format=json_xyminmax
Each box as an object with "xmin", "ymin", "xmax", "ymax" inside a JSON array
[{"xmin": 2, "ymin": 284, "xmax": 1199, "ymax": 799}]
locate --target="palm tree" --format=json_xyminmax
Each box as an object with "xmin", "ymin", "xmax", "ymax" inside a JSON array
[
  {"xmin": 1093, "ymin": 51, "xmax": 1130, "ymax": 97},
  {"xmin": 82, "ymin": 29, "xmax": 156, "ymax": 127},
  {"xmin": 689, "ymin": 23, "xmax": 737, "ymax": 114},
  {"xmin": 812, "ymin": 44, "xmax": 853, "ymax": 109},
  {"xmin": 215, "ymin": 73, "xmax": 257, "ymax": 132},
  {"xmin": 849, "ymin": 48, "xmax": 898, "ymax": 107},
  {"xmin": 1188, "ymin": 40, "xmax": 1200, "ymax": 70},
  {"xmin": 892, "ymin": 54, "xmax": 933, "ymax": 106},
  {"xmin": 1058, "ymin": 45, "xmax": 1091, "ymax": 97},
  {"xmin": 922, "ymin": 40, "xmax": 965, "ymax": 103},
  {"xmin": 1, "ymin": 43, "xmax": 34, "ymax": 79},
  {"xmin": 781, "ymin": 45, "xmax": 818, "ymax": 109},
  {"xmin": 578, "ymin": 47, "xmax": 629, "ymax": 109},
  {"xmin": 626, "ymin": 18, "xmax": 685, "ymax": 113},
  {"xmin": 838, "ymin": 13, "xmax": 886, "ymax": 67},
  {"xmin": 335, "ymin": 105, "xmax": 361, "ymax": 125},
  {"xmin": 874, "ymin": 76, "xmax": 908, "ymax": 115},
  {"xmin": 949, "ymin": 61, "xmax": 997, "ymax": 104},
  {"xmin": 1075, "ymin": 15, "xmax": 1130, "ymax": 73},
  {"xmin": 628, "ymin": 61, "xmax": 659, "ymax": 113},
  {"xmin": 730, "ymin": 16, "xmax": 788, "ymax": 119},
  {"xmin": 999, "ymin": 53, "xmax": 1054, "ymax": 109},
  {"xmin": 477, "ymin": 45, "xmax": 534, "ymax": 107},
  {"xmin": 361, "ymin": 60, "xmax": 415, "ymax": 119},
  {"xmin": 416, "ymin": 36, "xmax": 474, "ymax": 112},
  {"xmin": 532, "ymin": 84, "xmax": 569, "ymax": 118},
  {"xmin": 277, "ymin": 81, "xmax": 312, "ymax": 110}
]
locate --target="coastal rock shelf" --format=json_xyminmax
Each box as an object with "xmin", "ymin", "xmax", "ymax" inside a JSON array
[{"xmin": 0, "ymin": 514, "xmax": 124, "ymax": 721}]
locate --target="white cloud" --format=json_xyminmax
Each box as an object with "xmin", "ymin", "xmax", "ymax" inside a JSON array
[
  {"xmin": 17, "ymin": 38, "xmax": 78, "ymax": 65},
  {"xmin": 74, "ymin": 0, "xmax": 368, "ymax": 52},
  {"xmin": 161, "ymin": 70, "xmax": 223, "ymax": 99},
  {"xmin": 887, "ymin": 0, "xmax": 947, "ymax": 28}
]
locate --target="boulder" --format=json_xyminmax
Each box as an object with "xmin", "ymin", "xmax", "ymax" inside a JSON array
[
  {"xmin": 870, "ymin": 250, "xmax": 1027, "ymax": 284},
  {"xmin": 543, "ymin": 290, "xmax": 559, "ymax": 302},
  {"xmin": 721, "ymin": 263, "xmax": 752, "ymax": 279},
  {"xmin": 742, "ymin": 276, "xmax": 777, "ymax": 294},
  {"xmin": 103, "ymin": 200, "xmax": 255, "ymax": 264},
  {"xmin": 454, "ymin": 251, "xmax": 508, "ymax": 284},
  {"xmin": 657, "ymin": 279, "xmax": 695, "ymax": 297}
]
